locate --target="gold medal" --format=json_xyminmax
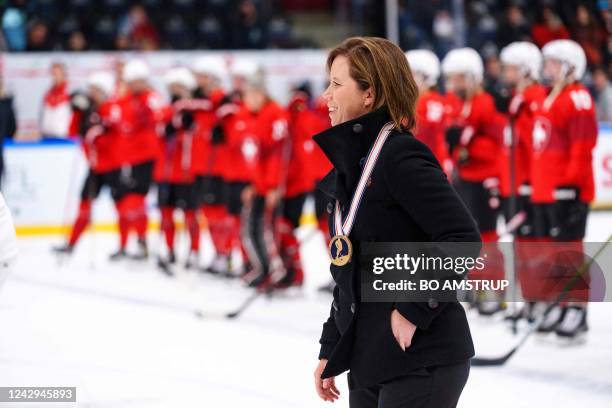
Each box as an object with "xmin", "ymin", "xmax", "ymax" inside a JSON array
[{"xmin": 329, "ymin": 234, "xmax": 353, "ymax": 266}]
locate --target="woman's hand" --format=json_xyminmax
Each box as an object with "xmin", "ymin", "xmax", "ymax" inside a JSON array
[
  {"xmin": 314, "ymin": 359, "xmax": 340, "ymax": 402},
  {"xmin": 391, "ymin": 309, "xmax": 417, "ymax": 351}
]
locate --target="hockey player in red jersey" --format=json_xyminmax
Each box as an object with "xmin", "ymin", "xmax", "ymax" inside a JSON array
[
  {"xmin": 442, "ymin": 48, "xmax": 506, "ymax": 315},
  {"xmin": 191, "ymin": 56, "xmax": 243, "ymax": 276},
  {"xmin": 155, "ymin": 67, "xmax": 210, "ymax": 273},
  {"xmin": 214, "ymin": 96, "xmax": 257, "ymax": 277},
  {"xmin": 53, "ymin": 71, "xmax": 123, "ymax": 254},
  {"xmin": 531, "ymin": 40, "xmax": 598, "ymax": 338},
  {"xmin": 238, "ymin": 75, "xmax": 298, "ymax": 288},
  {"xmin": 290, "ymin": 86, "xmax": 332, "ymax": 241},
  {"xmin": 111, "ymin": 59, "xmax": 164, "ymax": 260},
  {"xmin": 499, "ymin": 42, "xmax": 548, "ymax": 322},
  {"xmin": 405, "ymin": 49, "xmax": 452, "ymax": 177}
]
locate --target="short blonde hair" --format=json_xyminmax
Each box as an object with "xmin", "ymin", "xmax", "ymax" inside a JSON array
[{"xmin": 327, "ymin": 37, "xmax": 419, "ymax": 131}]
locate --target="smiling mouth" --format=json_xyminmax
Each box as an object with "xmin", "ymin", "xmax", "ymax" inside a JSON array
[{"xmin": 328, "ymin": 106, "xmax": 337, "ymax": 113}]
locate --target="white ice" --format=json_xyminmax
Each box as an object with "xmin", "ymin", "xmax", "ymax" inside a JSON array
[{"xmin": 1, "ymin": 213, "xmax": 611, "ymax": 407}]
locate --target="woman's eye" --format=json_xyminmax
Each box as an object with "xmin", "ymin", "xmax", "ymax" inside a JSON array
[{"xmin": 332, "ymin": 81, "xmax": 340, "ymax": 87}]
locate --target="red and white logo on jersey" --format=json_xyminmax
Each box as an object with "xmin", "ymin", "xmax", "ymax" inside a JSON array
[
  {"xmin": 426, "ymin": 100, "xmax": 444, "ymax": 122},
  {"xmin": 532, "ymin": 117, "xmax": 552, "ymax": 155}
]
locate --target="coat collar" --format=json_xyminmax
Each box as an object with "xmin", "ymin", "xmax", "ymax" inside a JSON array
[{"xmin": 314, "ymin": 108, "xmax": 394, "ymax": 202}]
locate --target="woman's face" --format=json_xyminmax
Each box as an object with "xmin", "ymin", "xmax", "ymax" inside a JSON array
[
  {"xmin": 244, "ymin": 86, "xmax": 267, "ymax": 112},
  {"xmin": 445, "ymin": 73, "xmax": 472, "ymax": 99},
  {"xmin": 323, "ymin": 55, "xmax": 373, "ymax": 126},
  {"xmin": 543, "ymin": 58, "xmax": 564, "ymax": 84}
]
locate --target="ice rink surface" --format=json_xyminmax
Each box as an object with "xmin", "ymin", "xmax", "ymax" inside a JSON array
[{"xmin": 1, "ymin": 213, "xmax": 612, "ymax": 407}]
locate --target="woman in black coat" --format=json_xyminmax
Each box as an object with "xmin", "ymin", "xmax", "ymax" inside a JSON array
[{"xmin": 313, "ymin": 37, "xmax": 481, "ymax": 408}]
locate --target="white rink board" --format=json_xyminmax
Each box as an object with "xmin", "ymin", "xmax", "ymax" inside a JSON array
[{"xmin": 594, "ymin": 124, "xmax": 612, "ymax": 206}]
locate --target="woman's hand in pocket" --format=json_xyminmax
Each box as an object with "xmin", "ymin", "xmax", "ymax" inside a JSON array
[{"xmin": 391, "ymin": 309, "xmax": 417, "ymax": 351}]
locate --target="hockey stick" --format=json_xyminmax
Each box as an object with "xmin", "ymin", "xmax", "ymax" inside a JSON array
[
  {"xmin": 471, "ymin": 234, "xmax": 612, "ymax": 366},
  {"xmin": 499, "ymin": 210, "xmax": 526, "ymax": 237},
  {"xmin": 507, "ymin": 115, "xmax": 519, "ymax": 334},
  {"xmin": 193, "ymin": 283, "xmax": 272, "ymax": 319}
]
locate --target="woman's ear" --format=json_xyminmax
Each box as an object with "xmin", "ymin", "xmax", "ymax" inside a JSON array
[{"xmin": 364, "ymin": 87, "xmax": 374, "ymax": 109}]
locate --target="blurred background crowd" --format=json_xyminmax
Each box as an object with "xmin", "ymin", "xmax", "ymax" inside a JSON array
[{"xmin": 0, "ymin": 1, "xmax": 609, "ymax": 62}]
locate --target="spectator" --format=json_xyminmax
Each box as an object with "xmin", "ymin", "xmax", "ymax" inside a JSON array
[
  {"xmin": 40, "ymin": 62, "xmax": 71, "ymax": 139},
  {"xmin": 117, "ymin": 4, "xmax": 160, "ymax": 50},
  {"xmin": 0, "ymin": 75, "xmax": 16, "ymax": 189},
  {"xmin": 497, "ymin": 4, "xmax": 531, "ymax": 48},
  {"xmin": 27, "ymin": 20, "xmax": 53, "ymax": 51},
  {"xmin": 432, "ymin": 9, "xmax": 455, "ymax": 57},
  {"xmin": 231, "ymin": 0, "xmax": 268, "ymax": 49},
  {"xmin": 2, "ymin": 1, "xmax": 27, "ymax": 51},
  {"xmin": 399, "ymin": 4, "xmax": 430, "ymax": 50},
  {"xmin": 592, "ymin": 66, "xmax": 612, "ymax": 122},
  {"xmin": 66, "ymin": 31, "xmax": 88, "ymax": 51},
  {"xmin": 531, "ymin": 6, "xmax": 570, "ymax": 48},
  {"xmin": 570, "ymin": 4, "xmax": 607, "ymax": 67}
]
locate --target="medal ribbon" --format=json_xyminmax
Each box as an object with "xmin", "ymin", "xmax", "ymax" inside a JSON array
[{"xmin": 333, "ymin": 122, "xmax": 394, "ymax": 237}]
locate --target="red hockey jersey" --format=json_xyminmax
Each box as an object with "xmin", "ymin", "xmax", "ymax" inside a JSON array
[
  {"xmin": 154, "ymin": 99, "xmax": 214, "ymax": 183},
  {"xmin": 287, "ymin": 95, "xmax": 331, "ymax": 196},
  {"xmin": 191, "ymin": 88, "xmax": 234, "ymax": 178},
  {"xmin": 69, "ymin": 99, "xmax": 123, "ymax": 174},
  {"xmin": 221, "ymin": 105, "xmax": 259, "ymax": 183},
  {"xmin": 451, "ymin": 91, "xmax": 504, "ymax": 182},
  {"xmin": 415, "ymin": 90, "xmax": 452, "ymax": 174},
  {"xmin": 499, "ymin": 84, "xmax": 547, "ymax": 197},
  {"xmin": 251, "ymin": 101, "xmax": 290, "ymax": 195},
  {"xmin": 117, "ymin": 89, "xmax": 164, "ymax": 165},
  {"xmin": 531, "ymin": 83, "xmax": 598, "ymax": 203}
]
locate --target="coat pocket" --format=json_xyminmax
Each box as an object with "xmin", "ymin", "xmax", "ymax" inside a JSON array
[{"xmin": 387, "ymin": 310, "xmax": 411, "ymax": 356}]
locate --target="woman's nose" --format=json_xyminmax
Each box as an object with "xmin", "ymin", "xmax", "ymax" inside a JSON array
[{"xmin": 322, "ymin": 85, "xmax": 332, "ymax": 101}]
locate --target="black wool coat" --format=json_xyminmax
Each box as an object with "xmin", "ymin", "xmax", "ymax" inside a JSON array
[{"xmin": 313, "ymin": 108, "xmax": 481, "ymax": 389}]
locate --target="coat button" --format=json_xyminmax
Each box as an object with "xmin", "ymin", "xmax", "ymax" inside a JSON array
[
  {"xmin": 359, "ymin": 157, "xmax": 366, "ymax": 168},
  {"xmin": 428, "ymin": 298, "xmax": 439, "ymax": 310},
  {"xmin": 326, "ymin": 202, "xmax": 334, "ymax": 214},
  {"xmin": 350, "ymin": 303, "xmax": 356, "ymax": 313},
  {"xmin": 332, "ymin": 300, "xmax": 339, "ymax": 311},
  {"xmin": 352, "ymin": 123, "xmax": 363, "ymax": 133},
  {"xmin": 367, "ymin": 178, "xmax": 372, "ymax": 187}
]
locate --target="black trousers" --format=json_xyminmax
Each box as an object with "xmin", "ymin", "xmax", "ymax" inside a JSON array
[
  {"xmin": 348, "ymin": 361, "xmax": 470, "ymax": 408},
  {"xmin": 454, "ymin": 178, "xmax": 498, "ymax": 233},
  {"xmin": 244, "ymin": 194, "xmax": 307, "ymax": 275}
]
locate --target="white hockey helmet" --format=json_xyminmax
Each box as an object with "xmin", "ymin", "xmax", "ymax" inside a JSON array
[
  {"xmin": 87, "ymin": 71, "xmax": 115, "ymax": 97},
  {"xmin": 164, "ymin": 67, "xmax": 197, "ymax": 90},
  {"xmin": 541, "ymin": 39, "xmax": 587, "ymax": 80},
  {"xmin": 231, "ymin": 58, "xmax": 259, "ymax": 78},
  {"xmin": 405, "ymin": 49, "xmax": 440, "ymax": 87},
  {"xmin": 192, "ymin": 55, "xmax": 227, "ymax": 79},
  {"xmin": 500, "ymin": 41, "xmax": 542, "ymax": 80},
  {"xmin": 122, "ymin": 59, "xmax": 151, "ymax": 82},
  {"xmin": 441, "ymin": 47, "xmax": 484, "ymax": 82}
]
